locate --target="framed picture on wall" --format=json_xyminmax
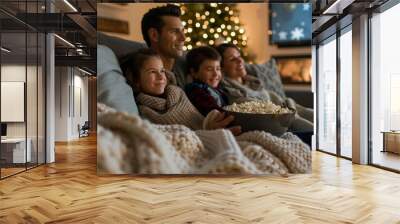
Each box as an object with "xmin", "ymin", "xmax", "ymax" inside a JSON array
[
  {"xmin": 273, "ymin": 55, "xmax": 312, "ymax": 85},
  {"xmin": 98, "ymin": 17, "xmax": 129, "ymax": 34}
]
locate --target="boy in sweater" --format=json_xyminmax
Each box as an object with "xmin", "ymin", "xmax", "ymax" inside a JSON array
[{"xmin": 185, "ymin": 46, "xmax": 229, "ymax": 116}]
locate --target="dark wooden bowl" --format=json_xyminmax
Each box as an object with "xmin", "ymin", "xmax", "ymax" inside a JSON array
[{"xmin": 223, "ymin": 109, "xmax": 296, "ymax": 136}]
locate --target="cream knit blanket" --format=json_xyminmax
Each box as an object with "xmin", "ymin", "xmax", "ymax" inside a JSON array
[
  {"xmin": 98, "ymin": 104, "xmax": 311, "ymax": 175},
  {"xmin": 136, "ymin": 85, "xmax": 205, "ymax": 130}
]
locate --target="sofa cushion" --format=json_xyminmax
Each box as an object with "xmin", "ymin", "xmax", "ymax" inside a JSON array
[
  {"xmin": 98, "ymin": 32, "xmax": 148, "ymax": 60},
  {"xmin": 245, "ymin": 59, "xmax": 286, "ymax": 98},
  {"xmin": 97, "ymin": 44, "xmax": 139, "ymax": 115}
]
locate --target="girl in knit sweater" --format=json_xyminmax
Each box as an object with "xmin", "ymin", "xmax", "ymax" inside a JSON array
[{"xmin": 122, "ymin": 48, "xmax": 241, "ymax": 134}]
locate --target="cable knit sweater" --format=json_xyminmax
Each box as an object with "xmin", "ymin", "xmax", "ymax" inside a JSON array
[
  {"xmin": 136, "ymin": 85, "xmax": 205, "ymax": 130},
  {"xmin": 98, "ymin": 103, "xmax": 311, "ymax": 175}
]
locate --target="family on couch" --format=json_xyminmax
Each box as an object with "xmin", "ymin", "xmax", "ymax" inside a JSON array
[{"xmin": 97, "ymin": 4, "xmax": 313, "ymax": 175}]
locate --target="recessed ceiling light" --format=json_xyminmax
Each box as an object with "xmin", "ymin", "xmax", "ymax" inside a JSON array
[
  {"xmin": 322, "ymin": 0, "xmax": 354, "ymax": 15},
  {"xmin": 1, "ymin": 47, "xmax": 11, "ymax": 53},
  {"xmin": 63, "ymin": 0, "xmax": 78, "ymax": 12},
  {"xmin": 78, "ymin": 67, "xmax": 93, "ymax": 76},
  {"xmin": 54, "ymin": 34, "xmax": 75, "ymax": 48}
]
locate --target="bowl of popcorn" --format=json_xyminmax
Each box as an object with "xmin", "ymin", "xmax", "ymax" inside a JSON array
[{"xmin": 223, "ymin": 100, "xmax": 295, "ymax": 136}]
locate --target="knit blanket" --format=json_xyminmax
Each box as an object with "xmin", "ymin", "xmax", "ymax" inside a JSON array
[
  {"xmin": 136, "ymin": 85, "xmax": 205, "ymax": 130},
  {"xmin": 98, "ymin": 104, "xmax": 311, "ymax": 175}
]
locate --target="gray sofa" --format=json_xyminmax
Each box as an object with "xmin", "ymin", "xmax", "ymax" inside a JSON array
[{"xmin": 97, "ymin": 32, "xmax": 313, "ymax": 113}]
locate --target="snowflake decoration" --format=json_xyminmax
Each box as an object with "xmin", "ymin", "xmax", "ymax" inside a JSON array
[
  {"xmin": 291, "ymin": 27, "xmax": 304, "ymax": 40},
  {"xmin": 279, "ymin": 31, "xmax": 287, "ymax": 40}
]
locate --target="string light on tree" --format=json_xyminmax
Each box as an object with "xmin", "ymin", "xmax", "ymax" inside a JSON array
[{"xmin": 180, "ymin": 3, "xmax": 254, "ymax": 62}]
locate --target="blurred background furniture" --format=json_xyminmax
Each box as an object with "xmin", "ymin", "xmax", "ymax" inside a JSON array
[
  {"xmin": 382, "ymin": 131, "xmax": 400, "ymax": 154},
  {"xmin": 79, "ymin": 121, "xmax": 90, "ymax": 138}
]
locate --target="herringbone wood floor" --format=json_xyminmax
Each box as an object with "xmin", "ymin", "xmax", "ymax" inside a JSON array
[{"xmin": 1, "ymin": 135, "xmax": 400, "ymax": 224}]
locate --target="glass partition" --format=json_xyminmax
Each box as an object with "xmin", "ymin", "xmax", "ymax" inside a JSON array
[
  {"xmin": 339, "ymin": 28, "xmax": 352, "ymax": 158},
  {"xmin": 0, "ymin": 1, "xmax": 46, "ymax": 179},
  {"xmin": 1, "ymin": 31, "xmax": 28, "ymax": 178},
  {"xmin": 370, "ymin": 3, "xmax": 400, "ymax": 171},
  {"xmin": 317, "ymin": 36, "xmax": 337, "ymax": 155},
  {"xmin": 27, "ymin": 31, "xmax": 38, "ymax": 169}
]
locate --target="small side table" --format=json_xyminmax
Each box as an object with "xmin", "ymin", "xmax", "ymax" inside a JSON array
[
  {"xmin": 381, "ymin": 131, "xmax": 400, "ymax": 154},
  {"xmin": 0, "ymin": 138, "xmax": 32, "ymax": 164}
]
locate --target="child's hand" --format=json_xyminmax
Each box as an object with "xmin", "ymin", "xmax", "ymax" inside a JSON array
[{"xmin": 203, "ymin": 110, "xmax": 241, "ymax": 133}]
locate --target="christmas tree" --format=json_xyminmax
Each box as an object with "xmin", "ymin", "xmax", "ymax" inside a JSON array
[{"xmin": 179, "ymin": 3, "xmax": 253, "ymax": 62}]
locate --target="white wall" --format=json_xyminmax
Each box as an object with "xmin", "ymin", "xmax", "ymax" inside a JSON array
[
  {"xmin": 54, "ymin": 67, "xmax": 89, "ymax": 141},
  {"xmin": 55, "ymin": 66, "xmax": 69, "ymax": 141},
  {"xmin": 1, "ymin": 65, "xmax": 33, "ymax": 137},
  {"xmin": 1, "ymin": 63, "xmax": 46, "ymax": 164},
  {"xmin": 97, "ymin": 3, "xmax": 310, "ymax": 64}
]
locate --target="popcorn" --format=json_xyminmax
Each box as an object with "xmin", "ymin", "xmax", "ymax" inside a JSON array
[{"xmin": 224, "ymin": 100, "xmax": 291, "ymax": 114}]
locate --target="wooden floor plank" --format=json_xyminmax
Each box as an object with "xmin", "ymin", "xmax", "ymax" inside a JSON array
[{"xmin": 0, "ymin": 135, "xmax": 399, "ymax": 223}]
